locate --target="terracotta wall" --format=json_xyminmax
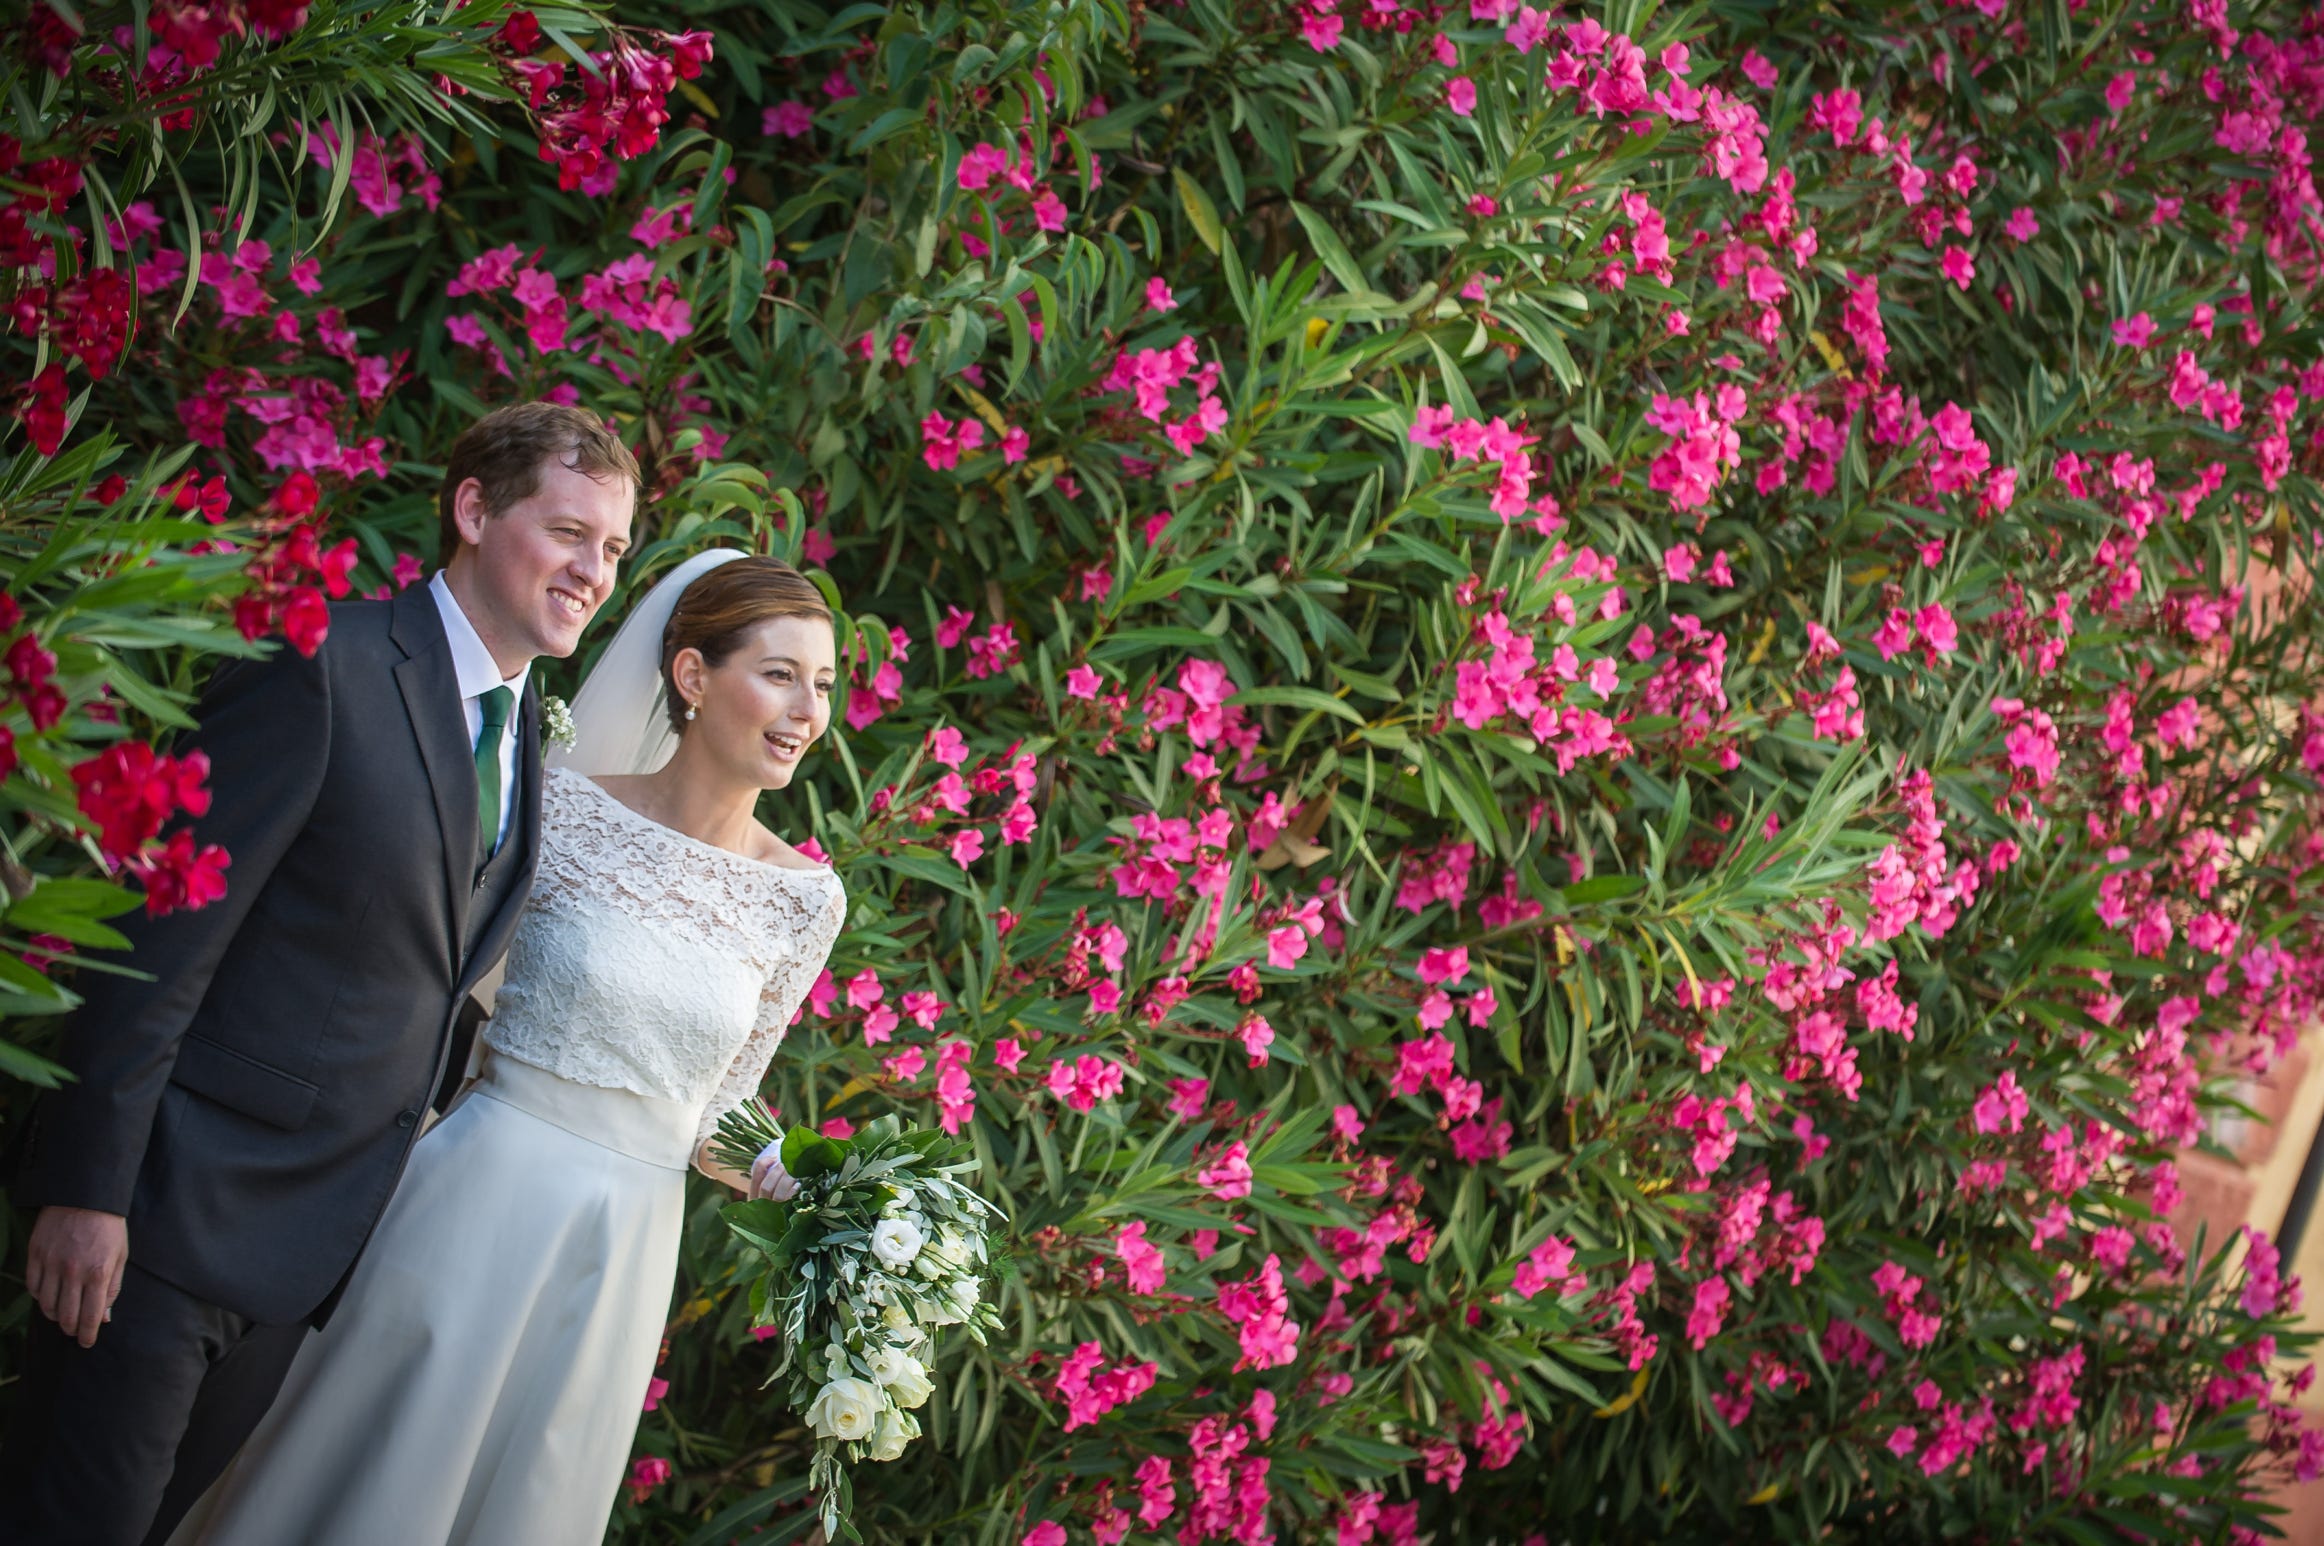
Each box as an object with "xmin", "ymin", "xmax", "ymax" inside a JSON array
[
  {"xmin": 2156, "ymin": 553, "xmax": 2324, "ymax": 1529},
  {"xmin": 2172, "ymin": 1027, "xmax": 2324, "ymax": 1535}
]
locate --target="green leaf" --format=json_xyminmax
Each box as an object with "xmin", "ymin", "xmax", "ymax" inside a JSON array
[
  {"xmin": 1288, "ymin": 199, "xmax": 1369, "ymax": 297},
  {"xmin": 1174, "ymin": 169, "xmax": 1223, "ymax": 256},
  {"xmin": 1231, "ymin": 684, "xmax": 1363, "ymax": 724},
  {"xmin": 781, "ymin": 1125, "xmax": 849, "ymax": 1178},
  {"xmin": 1562, "ymin": 874, "xmax": 1645, "ymax": 904}
]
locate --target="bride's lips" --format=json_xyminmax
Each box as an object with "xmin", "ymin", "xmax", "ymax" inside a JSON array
[{"xmin": 763, "ymin": 729, "xmax": 807, "ymax": 761}]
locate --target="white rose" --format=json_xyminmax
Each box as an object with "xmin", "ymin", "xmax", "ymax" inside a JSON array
[
  {"xmin": 870, "ymin": 1216, "xmax": 926, "ymax": 1268},
  {"xmin": 866, "ymin": 1405, "xmax": 913, "ymax": 1462},
  {"xmin": 804, "ymin": 1376, "xmax": 882, "ymax": 1443},
  {"xmin": 882, "ymin": 1302, "xmax": 913, "ymax": 1332}
]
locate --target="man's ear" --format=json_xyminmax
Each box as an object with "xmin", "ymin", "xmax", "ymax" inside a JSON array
[{"xmin": 450, "ymin": 476, "xmax": 492, "ymax": 548}]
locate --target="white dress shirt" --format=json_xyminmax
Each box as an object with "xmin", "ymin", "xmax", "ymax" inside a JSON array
[{"xmin": 429, "ymin": 571, "xmax": 532, "ymax": 853}]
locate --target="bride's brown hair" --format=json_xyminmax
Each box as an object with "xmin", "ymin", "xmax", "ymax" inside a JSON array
[{"xmin": 659, "ymin": 556, "xmax": 834, "ymax": 734}]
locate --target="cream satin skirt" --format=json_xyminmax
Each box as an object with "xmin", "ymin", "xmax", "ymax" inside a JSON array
[{"xmin": 172, "ymin": 1053, "xmax": 694, "ymax": 1546}]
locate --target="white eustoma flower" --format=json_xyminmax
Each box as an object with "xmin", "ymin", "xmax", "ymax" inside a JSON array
[
  {"xmin": 865, "ymin": 1344, "xmax": 927, "ymax": 1393},
  {"xmin": 866, "ymin": 1405, "xmax": 913, "ymax": 1462},
  {"xmin": 871, "ymin": 1216, "xmax": 927, "ymax": 1268},
  {"xmin": 865, "ymin": 1345, "xmax": 934, "ymax": 1408},
  {"xmin": 804, "ymin": 1377, "xmax": 881, "ymax": 1442},
  {"xmin": 927, "ymin": 1281, "xmax": 969, "ymax": 1327},
  {"xmin": 882, "ymin": 1302, "xmax": 913, "ymax": 1332}
]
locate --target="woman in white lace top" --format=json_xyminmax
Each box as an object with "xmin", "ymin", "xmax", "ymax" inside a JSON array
[{"xmin": 175, "ymin": 554, "xmax": 845, "ymax": 1546}]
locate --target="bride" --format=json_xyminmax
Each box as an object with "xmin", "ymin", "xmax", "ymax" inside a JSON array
[{"xmin": 172, "ymin": 550, "xmax": 847, "ymax": 1545}]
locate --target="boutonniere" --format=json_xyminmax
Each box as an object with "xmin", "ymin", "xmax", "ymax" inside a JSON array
[{"xmin": 542, "ymin": 693, "xmax": 577, "ymax": 749}]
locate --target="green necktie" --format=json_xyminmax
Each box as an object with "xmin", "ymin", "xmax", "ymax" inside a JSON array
[{"xmin": 474, "ymin": 685, "xmax": 514, "ymax": 855}]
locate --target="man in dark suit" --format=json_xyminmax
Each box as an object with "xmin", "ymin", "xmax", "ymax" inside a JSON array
[{"xmin": 0, "ymin": 401, "xmax": 639, "ymax": 1546}]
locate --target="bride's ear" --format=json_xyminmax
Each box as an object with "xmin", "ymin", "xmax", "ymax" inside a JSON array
[{"xmin": 670, "ymin": 646, "xmax": 709, "ymax": 718}]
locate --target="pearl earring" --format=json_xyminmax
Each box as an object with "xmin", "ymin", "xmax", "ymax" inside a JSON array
[{"xmin": 684, "ymin": 702, "xmax": 697, "ymax": 722}]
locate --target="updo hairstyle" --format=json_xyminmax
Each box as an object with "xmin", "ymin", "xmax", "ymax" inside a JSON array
[{"xmin": 660, "ymin": 556, "xmax": 835, "ymax": 734}]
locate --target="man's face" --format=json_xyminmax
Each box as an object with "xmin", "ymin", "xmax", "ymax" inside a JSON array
[{"xmin": 453, "ymin": 455, "xmax": 634, "ymax": 669}]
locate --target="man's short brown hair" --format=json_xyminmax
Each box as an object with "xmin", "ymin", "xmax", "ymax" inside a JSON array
[{"xmin": 438, "ymin": 402, "xmax": 642, "ymax": 564}]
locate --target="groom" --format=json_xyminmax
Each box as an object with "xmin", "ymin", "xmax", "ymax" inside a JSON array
[{"xmin": 0, "ymin": 401, "xmax": 639, "ymax": 1545}]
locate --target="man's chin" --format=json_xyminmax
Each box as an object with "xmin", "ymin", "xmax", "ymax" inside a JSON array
[{"xmin": 531, "ymin": 615, "xmax": 586, "ymax": 658}]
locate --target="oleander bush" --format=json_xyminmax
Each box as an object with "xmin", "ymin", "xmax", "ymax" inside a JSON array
[{"xmin": 9, "ymin": 0, "xmax": 2324, "ymax": 1541}]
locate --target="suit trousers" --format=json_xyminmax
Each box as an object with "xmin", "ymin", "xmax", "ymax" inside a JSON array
[{"xmin": 0, "ymin": 1260, "xmax": 306, "ymax": 1546}]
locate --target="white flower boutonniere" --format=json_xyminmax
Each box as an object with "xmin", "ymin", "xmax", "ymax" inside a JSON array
[{"xmin": 542, "ymin": 694, "xmax": 577, "ymax": 749}]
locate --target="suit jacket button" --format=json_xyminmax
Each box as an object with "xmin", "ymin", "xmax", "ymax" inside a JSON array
[{"xmin": 396, "ymin": 1109, "xmax": 419, "ymax": 1129}]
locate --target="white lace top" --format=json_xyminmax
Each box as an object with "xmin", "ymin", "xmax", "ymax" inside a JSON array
[{"xmin": 483, "ymin": 767, "xmax": 846, "ymax": 1149}]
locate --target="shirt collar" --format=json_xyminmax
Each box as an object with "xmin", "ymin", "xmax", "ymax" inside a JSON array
[{"xmin": 428, "ymin": 570, "xmax": 533, "ymax": 704}]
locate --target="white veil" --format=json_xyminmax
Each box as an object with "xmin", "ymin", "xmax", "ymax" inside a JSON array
[{"xmin": 550, "ymin": 548, "xmax": 750, "ymax": 777}]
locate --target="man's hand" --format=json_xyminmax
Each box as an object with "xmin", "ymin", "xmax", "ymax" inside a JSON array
[
  {"xmin": 750, "ymin": 1142, "xmax": 801, "ymax": 1202},
  {"xmin": 26, "ymin": 1206, "xmax": 128, "ymax": 1349}
]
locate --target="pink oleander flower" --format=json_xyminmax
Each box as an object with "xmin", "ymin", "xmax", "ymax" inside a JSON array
[
  {"xmin": 1196, "ymin": 1139, "xmax": 1253, "ymax": 1199},
  {"xmin": 1116, "ymin": 1219, "xmax": 1167, "ymax": 1292},
  {"xmin": 763, "ymin": 101, "xmax": 815, "ymax": 137}
]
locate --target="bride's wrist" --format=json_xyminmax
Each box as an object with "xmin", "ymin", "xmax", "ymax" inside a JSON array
[{"xmin": 693, "ymin": 1141, "xmax": 751, "ymax": 1194}]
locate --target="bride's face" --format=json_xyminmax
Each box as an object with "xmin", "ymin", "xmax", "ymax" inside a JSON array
[{"xmin": 680, "ymin": 615, "xmax": 837, "ymax": 789}]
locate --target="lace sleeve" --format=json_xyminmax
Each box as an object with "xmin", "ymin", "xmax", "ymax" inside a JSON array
[{"xmin": 693, "ymin": 869, "xmax": 846, "ymax": 1150}]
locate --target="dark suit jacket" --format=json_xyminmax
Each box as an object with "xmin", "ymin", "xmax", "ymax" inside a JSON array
[{"xmin": 9, "ymin": 584, "xmax": 542, "ymax": 1326}]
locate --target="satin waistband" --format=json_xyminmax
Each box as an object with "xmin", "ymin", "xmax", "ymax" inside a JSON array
[{"xmin": 468, "ymin": 1052, "xmax": 698, "ymax": 1172}]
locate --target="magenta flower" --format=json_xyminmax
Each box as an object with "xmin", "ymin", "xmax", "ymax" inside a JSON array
[
  {"xmin": 1300, "ymin": 6, "xmax": 1343, "ymax": 50},
  {"xmin": 1115, "ymin": 1220, "xmax": 1167, "ymax": 1293},
  {"xmin": 948, "ymin": 827, "xmax": 985, "ymax": 868},
  {"xmin": 762, "ymin": 101, "xmax": 814, "ymax": 138},
  {"xmin": 1196, "ymin": 1139, "xmax": 1253, "ymax": 1199}
]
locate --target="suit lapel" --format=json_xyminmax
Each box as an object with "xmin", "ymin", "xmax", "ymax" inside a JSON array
[{"xmin": 389, "ymin": 587, "xmax": 477, "ymax": 963}]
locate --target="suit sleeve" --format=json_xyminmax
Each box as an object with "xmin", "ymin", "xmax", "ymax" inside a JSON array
[{"xmin": 16, "ymin": 640, "xmax": 331, "ymax": 1215}]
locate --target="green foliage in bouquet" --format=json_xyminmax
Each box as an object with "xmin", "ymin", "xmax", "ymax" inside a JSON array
[{"xmin": 712, "ymin": 1105, "xmax": 1005, "ymax": 1541}]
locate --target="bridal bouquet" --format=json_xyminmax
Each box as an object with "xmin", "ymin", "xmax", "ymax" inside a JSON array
[{"xmin": 711, "ymin": 1102, "xmax": 1004, "ymax": 1540}]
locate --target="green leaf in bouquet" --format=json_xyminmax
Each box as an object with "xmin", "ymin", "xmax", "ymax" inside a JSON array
[
  {"xmin": 723, "ymin": 1198, "xmax": 797, "ymax": 1257},
  {"xmin": 782, "ymin": 1123, "xmax": 850, "ymax": 1178}
]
